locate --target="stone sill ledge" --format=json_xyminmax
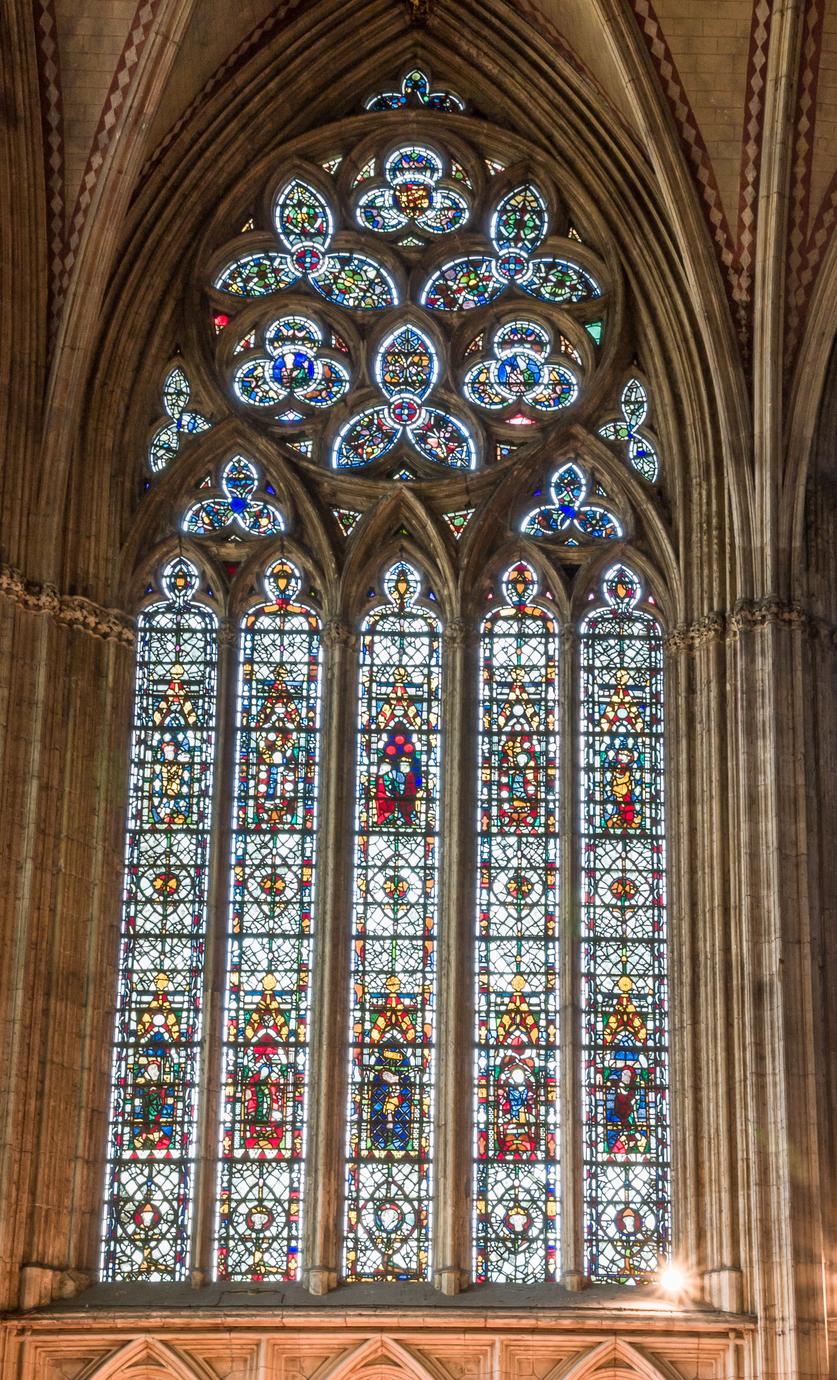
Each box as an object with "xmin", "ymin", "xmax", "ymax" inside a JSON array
[{"xmin": 6, "ymin": 1280, "xmax": 755, "ymax": 1330}]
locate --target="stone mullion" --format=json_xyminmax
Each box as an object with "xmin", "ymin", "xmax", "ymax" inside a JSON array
[
  {"xmin": 559, "ymin": 622, "xmax": 584, "ymax": 1289},
  {"xmin": 303, "ymin": 619, "xmax": 356, "ymax": 1295},
  {"xmin": 433, "ymin": 618, "xmax": 478, "ymax": 1296},
  {"xmin": 190, "ymin": 616, "xmax": 238, "ymax": 1282}
]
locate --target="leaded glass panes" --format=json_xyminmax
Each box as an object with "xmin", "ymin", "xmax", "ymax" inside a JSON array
[
  {"xmin": 216, "ymin": 560, "xmax": 322, "ymax": 1281},
  {"xmin": 115, "ymin": 78, "xmax": 676, "ymax": 1292},
  {"xmin": 343, "ymin": 562, "xmax": 441, "ymax": 1281},
  {"xmin": 580, "ymin": 564, "xmax": 670, "ymax": 1283},
  {"xmin": 474, "ymin": 563, "xmax": 559, "ymax": 1283},
  {"xmin": 102, "ymin": 558, "xmax": 218, "ymax": 1280}
]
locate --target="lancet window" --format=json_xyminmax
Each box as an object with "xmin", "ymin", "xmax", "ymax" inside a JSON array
[{"xmin": 104, "ymin": 65, "xmax": 672, "ymax": 1293}]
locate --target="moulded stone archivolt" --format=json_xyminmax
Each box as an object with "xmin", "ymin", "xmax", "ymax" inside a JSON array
[
  {"xmin": 77, "ymin": 1336, "xmax": 218, "ymax": 1380},
  {"xmin": 314, "ymin": 1335, "xmax": 453, "ymax": 1380},
  {"xmin": 0, "ymin": 561, "xmax": 135, "ymax": 645},
  {"xmin": 547, "ymin": 1337, "xmax": 685, "ymax": 1380}
]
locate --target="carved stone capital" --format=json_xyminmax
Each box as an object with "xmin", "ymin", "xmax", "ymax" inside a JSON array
[
  {"xmin": 322, "ymin": 617, "xmax": 355, "ymax": 650},
  {"xmin": 0, "ymin": 562, "xmax": 135, "ymax": 645},
  {"xmin": 730, "ymin": 596, "xmax": 810, "ymax": 635},
  {"xmin": 217, "ymin": 618, "xmax": 238, "ymax": 649},
  {"xmin": 664, "ymin": 612, "xmax": 725, "ymax": 653},
  {"xmin": 665, "ymin": 599, "xmax": 835, "ymax": 653},
  {"xmin": 443, "ymin": 617, "xmax": 478, "ymax": 648}
]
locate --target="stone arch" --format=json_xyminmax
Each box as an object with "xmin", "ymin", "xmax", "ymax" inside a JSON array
[
  {"xmin": 58, "ymin": 0, "xmax": 748, "ymax": 619},
  {"xmin": 547, "ymin": 1338, "xmax": 683, "ymax": 1380},
  {"xmin": 82, "ymin": 1336, "xmax": 213, "ymax": 1380},
  {"xmin": 315, "ymin": 1335, "xmax": 452, "ymax": 1380}
]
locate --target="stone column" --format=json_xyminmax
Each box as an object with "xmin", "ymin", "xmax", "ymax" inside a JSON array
[
  {"xmin": 665, "ymin": 617, "xmax": 744, "ymax": 1314},
  {"xmin": 729, "ymin": 604, "xmax": 831, "ymax": 1379},
  {"xmin": 559, "ymin": 622, "xmax": 585, "ymax": 1291},
  {"xmin": 0, "ymin": 578, "xmax": 134, "ymax": 1310}
]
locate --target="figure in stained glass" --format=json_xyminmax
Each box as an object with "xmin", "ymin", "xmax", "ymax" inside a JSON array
[
  {"xmin": 580, "ymin": 564, "xmax": 670, "ymax": 1283},
  {"xmin": 240, "ymin": 978, "xmax": 290, "ymax": 1151},
  {"xmin": 474, "ymin": 564, "xmax": 559, "ymax": 1283},
  {"xmin": 132, "ymin": 975, "xmax": 180, "ymax": 1150},
  {"xmin": 254, "ymin": 667, "xmax": 302, "ymax": 827},
  {"xmin": 369, "ymin": 1040, "xmax": 413, "ymax": 1151},
  {"xmin": 344, "ymin": 562, "xmax": 440, "ymax": 1281},
  {"xmin": 149, "ymin": 664, "xmax": 198, "ymax": 826},
  {"xmin": 102, "ymin": 558, "xmax": 218, "ymax": 1282},
  {"xmin": 602, "ymin": 744, "xmax": 642, "ymax": 831},
  {"xmin": 216, "ymin": 560, "xmax": 322, "ymax": 1282}
]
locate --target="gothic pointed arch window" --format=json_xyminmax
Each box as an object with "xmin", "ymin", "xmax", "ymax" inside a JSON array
[{"xmin": 104, "ymin": 63, "xmax": 671, "ymax": 1292}]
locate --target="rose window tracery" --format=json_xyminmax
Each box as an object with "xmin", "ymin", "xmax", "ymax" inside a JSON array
[
  {"xmin": 232, "ymin": 315, "xmax": 351, "ymax": 416},
  {"xmin": 121, "ymin": 65, "xmax": 672, "ymax": 1295},
  {"xmin": 355, "ymin": 146, "xmax": 470, "ymax": 236}
]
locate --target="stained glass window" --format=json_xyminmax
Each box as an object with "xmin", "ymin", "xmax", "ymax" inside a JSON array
[
  {"xmin": 148, "ymin": 368, "xmax": 211, "ymax": 474},
  {"xmin": 355, "ymin": 146, "xmax": 470, "ymax": 236},
  {"xmin": 580, "ymin": 564, "xmax": 670, "ymax": 1283},
  {"xmin": 598, "ymin": 377, "xmax": 660, "ymax": 484},
  {"xmin": 216, "ymin": 560, "xmax": 322, "ymax": 1281},
  {"xmin": 365, "ymin": 68, "xmax": 464, "ymax": 113},
  {"xmin": 216, "ymin": 179, "xmax": 397, "ymax": 310},
  {"xmin": 182, "ymin": 456, "xmax": 284, "ymax": 537},
  {"xmin": 334, "ymin": 323, "xmax": 474, "ymax": 471},
  {"xmin": 343, "ymin": 562, "xmax": 441, "ymax": 1281},
  {"xmin": 116, "ymin": 81, "xmax": 676, "ymax": 1293},
  {"xmin": 232, "ymin": 316, "xmax": 350, "ymax": 415},
  {"xmin": 474, "ymin": 563, "xmax": 559, "ymax": 1283},
  {"xmin": 522, "ymin": 462, "xmax": 622, "ymax": 541},
  {"xmin": 463, "ymin": 319, "xmax": 578, "ymax": 418},
  {"xmin": 102, "ymin": 558, "xmax": 218, "ymax": 1280}
]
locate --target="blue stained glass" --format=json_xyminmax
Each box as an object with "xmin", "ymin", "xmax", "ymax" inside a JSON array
[
  {"xmin": 356, "ymin": 146, "xmax": 470, "ymax": 237},
  {"xmin": 423, "ymin": 182, "xmax": 601, "ymax": 315},
  {"xmin": 148, "ymin": 368, "xmax": 211, "ymax": 474},
  {"xmin": 365, "ymin": 68, "xmax": 464, "ymax": 113},
  {"xmin": 182, "ymin": 457, "xmax": 284, "ymax": 538},
  {"xmin": 474, "ymin": 563, "xmax": 560, "ymax": 1283},
  {"xmin": 463, "ymin": 319, "xmax": 579, "ymax": 416},
  {"xmin": 216, "ymin": 560, "xmax": 322, "ymax": 1281},
  {"xmin": 522, "ymin": 463, "xmax": 622, "ymax": 541},
  {"xmin": 598, "ymin": 378, "xmax": 659, "ymax": 483},
  {"xmin": 233, "ymin": 316, "xmax": 350, "ymax": 414}
]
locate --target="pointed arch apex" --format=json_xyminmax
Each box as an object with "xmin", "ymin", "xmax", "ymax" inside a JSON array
[
  {"xmin": 551, "ymin": 1336, "xmax": 683, "ymax": 1380},
  {"xmin": 84, "ymin": 1335, "xmax": 213, "ymax": 1380},
  {"xmin": 316, "ymin": 1333, "xmax": 453, "ymax": 1380}
]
